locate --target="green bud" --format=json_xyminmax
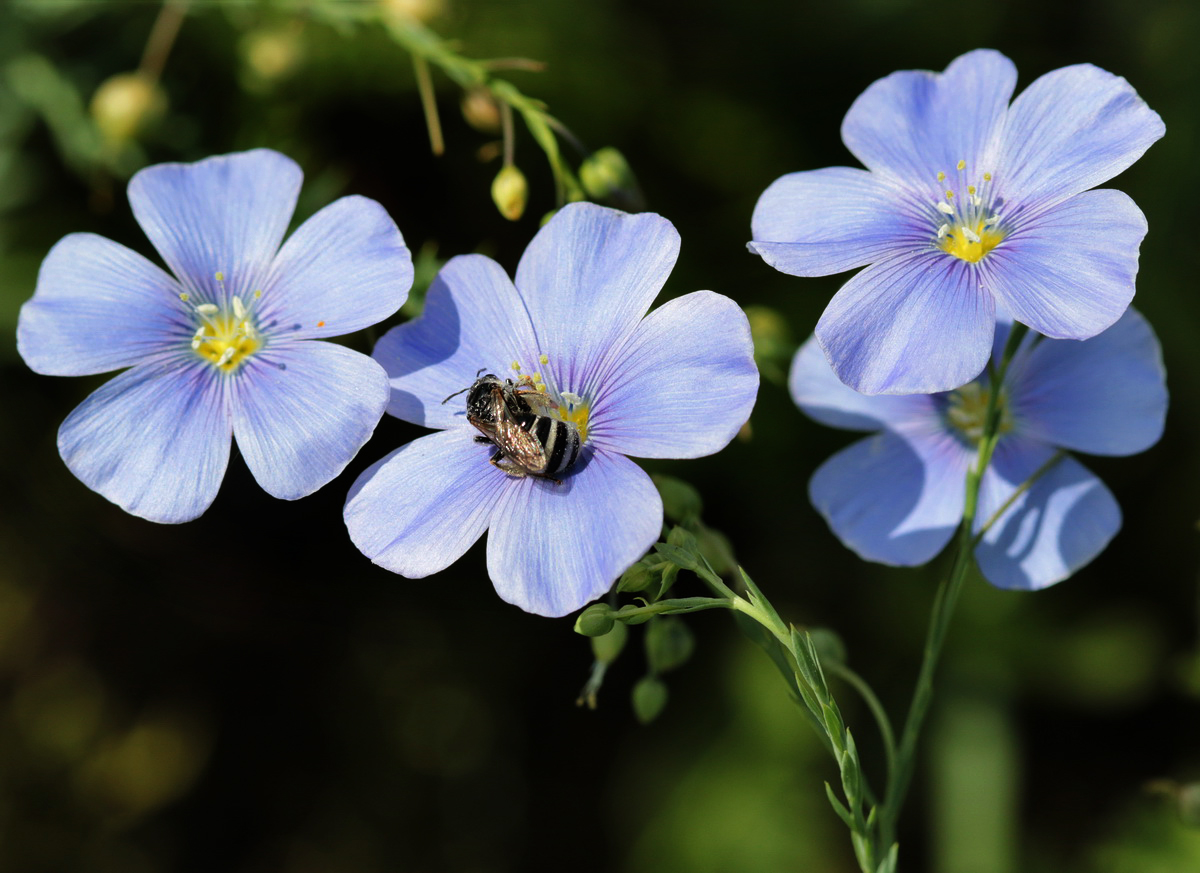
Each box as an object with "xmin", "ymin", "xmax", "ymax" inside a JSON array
[
  {"xmin": 491, "ymin": 165, "xmax": 528, "ymax": 221},
  {"xmin": 666, "ymin": 525, "xmax": 698, "ymax": 554},
  {"xmin": 808, "ymin": 627, "xmax": 848, "ymax": 666},
  {"xmin": 90, "ymin": 73, "xmax": 166, "ymax": 144},
  {"xmin": 616, "ymin": 560, "xmax": 654, "ymax": 593},
  {"xmin": 653, "ymin": 475, "xmax": 703, "ymax": 523},
  {"xmin": 574, "ymin": 603, "xmax": 614, "ymax": 637},
  {"xmin": 615, "ymin": 603, "xmax": 654, "ymax": 625},
  {"xmin": 632, "ymin": 676, "xmax": 668, "ymax": 724},
  {"xmin": 645, "ymin": 617, "xmax": 695, "ymax": 674},
  {"xmin": 460, "ymin": 86, "xmax": 501, "ymax": 134},
  {"xmin": 590, "ymin": 622, "xmax": 627, "ymax": 665},
  {"xmin": 579, "ymin": 147, "xmax": 643, "ymax": 210}
]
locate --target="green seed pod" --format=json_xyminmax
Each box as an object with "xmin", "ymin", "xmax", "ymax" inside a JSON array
[
  {"xmin": 645, "ymin": 617, "xmax": 695, "ymax": 674},
  {"xmin": 590, "ymin": 622, "xmax": 628, "ymax": 665}
]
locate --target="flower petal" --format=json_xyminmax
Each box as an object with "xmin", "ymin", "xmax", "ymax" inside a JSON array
[
  {"xmin": 586, "ymin": 291, "xmax": 758, "ymax": 458},
  {"xmin": 1010, "ymin": 309, "xmax": 1166, "ymax": 456},
  {"xmin": 487, "ymin": 449, "xmax": 661, "ymax": 617},
  {"xmin": 128, "ymin": 149, "xmax": 301, "ymax": 302},
  {"xmin": 748, "ymin": 168, "xmax": 918, "ymax": 276},
  {"xmin": 258, "ymin": 195, "xmax": 412, "ymax": 341},
  {"xmin": 344, "ymin": 429, "xmax": 506, "ymax": 578},
  {"xmin": 809, "ymin": 430, "xmax": 968, "ymax": 566},
  {"xmin": 975, "ymin": 439, "xmax": 1120, "ymax": 591},
  {"xmin": 789, "ymin": 334, "xmax": 934, "ymax": 432},
  {"xmin": 981, "ymin": 189, "xmax": 1146, "ymax": 339},
  {"xmin": 996, "ymin": 63, "xmax": 1164, "ymax": 209},
  {"xmin": 841, "ymin": 49, "xmax": 1016, "ymax": 186},
  {"xmin": 231, "ymin": 341, "xmax": 390, "ymax": 500},
  {"xmin": 513, "ymin": 203, "xmax": 679, "ymax": 395},
  {"xmin": 372, "ymin": 254, "xmax": 541, "ymax": 429},
  {"xmin": 18, "ymin": 233, "xmax": 188, "ymax": 375},
  {"xmin": 815, "ymin": 250, "xmax": 995, "ymax": 394},
  {"xmin": 57, "ymin": 356, "xmax": 231, "ymax": 523}
]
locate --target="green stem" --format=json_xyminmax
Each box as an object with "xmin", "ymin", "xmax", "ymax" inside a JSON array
[
  {"xmin": 826, "ymin": 660, "xmax": 897, "ymax": 780},
  {"xmin": 878, "ymin": 322, "xmax": 1028, "ymax": 850}
]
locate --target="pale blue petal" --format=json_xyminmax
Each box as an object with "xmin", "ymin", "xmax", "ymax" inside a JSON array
[
  {"xmin": 344, "ymin": 429, "xmax": 506, "ymax": 578},
  {"xmin": 57, "ymin": 356, "xmax": 231, "ymax": 523},
  {"xmin": 258, "ymin": 195, "xmax": 412, "ymax": 342},
  {"xmin": 1010, "ymin": 309, "xmax": 1166, "ymax": 456},
  {"xmin": 809, "ymin": 430, "xmax": 969, "ymax": 566},
  {"xmin": 373, "ymin": 254, "xmax": 540, "ymax": 429},
  {"xmin": 487, "ymin": 449, "xmax": 662, "ymax": 617},
  {"xmin": 128, "ymin": 149, "xmax": 301, "ymax": 303},
  {"xmin": 815, "ymin": 250, "xmax": 995, "ymax": 394},
  {"xmin": 981, "ymin": 189, "xmax": 1146, "ymax": 339},
  {"xmin": 587, "ymin": 291, "xmax": 758, "ymax": 458},
  {"xmin": 231, "ymin": 341, "xmax": 389, "ymax": 500},
  {"xmin": 789, "ymin": 334, "xmax": 933, "ymax": 432},
  {"xmin": 996, "ymin": 63, "xmax": 1165, "ymax": 209},
  {"xmin": 748, "ymin": 168, "xmax": 918, "ymax": 276},
  {"xmin": 841, "ymin": 49, "xmax": 1016, "ymax": 187},
  {"xmin": 975, "ymin": 439, "xmax": 1120, "ymax": 591},
  {"xmin": 18, "ymin": 233, "xmax": 189, "ymax": 375},
  {"xmin": 513, "ymin": 203, "xmax": 679, "ymax": 398}
]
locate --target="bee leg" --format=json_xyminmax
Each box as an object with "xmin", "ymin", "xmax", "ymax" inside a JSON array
[{"xmin": 489, "ymin": 451, "xmax": 529, "ymax": 479}]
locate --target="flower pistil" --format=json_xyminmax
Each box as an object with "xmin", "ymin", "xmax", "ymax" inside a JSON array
[{"xmin": 933, "ymin": 161, "xmax": 1006, "ymax": 263}]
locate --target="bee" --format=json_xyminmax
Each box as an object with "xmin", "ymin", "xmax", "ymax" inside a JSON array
[{"xmin": 442, "ymin": 371, "xmax": 582, "ymax": 483}]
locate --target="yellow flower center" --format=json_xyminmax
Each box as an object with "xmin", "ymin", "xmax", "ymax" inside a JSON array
[
  {"xmin": 181, "ymin": 274, "xmax": 263, "ymax": 372},
  {"xmin": 510, "ymin": 355, "xmax": 590, "ymax": 443},
  {"xmin": 932, "ymin": 162, "xmax": 1007, "ymax": 263},
  {"xmin": 945, "ymin": 381, "xmax": 1011, "ymax": 445}
]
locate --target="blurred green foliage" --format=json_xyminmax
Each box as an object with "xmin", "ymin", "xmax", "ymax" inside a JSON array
[{"xmin": 2, "ymin": 0, "xmax": 1199, "ymax": 871}]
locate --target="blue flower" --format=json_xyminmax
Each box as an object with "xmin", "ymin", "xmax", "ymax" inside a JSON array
[
  {"xmin": 17, "ymin": 149, "xmax": 413, "ymax": 523},
  {"xmin": 344, "ymin": 203, "xmax": 759, "ymax": 617},
  {"xmin": 790, "ymin": 309, "xmax": 1166, "ymax": 590},
  {"xmin": 751, "ymin": 49, "xmax": 1164, "ymax": 395}
]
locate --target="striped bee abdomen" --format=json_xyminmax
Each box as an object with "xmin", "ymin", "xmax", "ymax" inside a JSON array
[{"xmin": 524, "ymin": 413, "xmax": 582, "ymax": 477}]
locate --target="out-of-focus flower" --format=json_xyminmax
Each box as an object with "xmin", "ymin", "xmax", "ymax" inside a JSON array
[
  {"xmin": 18, "ymin": 149, "xmax": 413, "ymax": 522},
  {"xmin": 344, "ymin": 203, "xmax": 759, "ymax": 616},
  {"xmin": 751, "ymin": 49, "xmax": 1164, "ymax": 395},
  {"xmin": 791, "ymin": 309, "xmax": 1167, "ymax": 589}
]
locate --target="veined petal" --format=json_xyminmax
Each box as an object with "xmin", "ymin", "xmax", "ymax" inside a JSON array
[
  {"xmin": 1010, "ymin": 309, "xmax": 1166, "ymax": 456},
  {"xmin": 809, "ymin": 430, "xmax": 968, "ymax": 566},
  {"xmin": 231, "ymin": 341, "xmax": 390, "ymax": 500},
  {"xmin": 841, "ymin": 49, "xmax": 1016, "ymax": 187},
  {"xmin": 587, "ymin": 291, "xmax": 758, "ymax": 459},
  {"xmin": 815, "ymin": 250, "xmax": 995, "ymax": 394},
  {"xmin": 344, "ymin": 429, "xmax": 506, "ymax": 578},
  {"xmin": 128, "ymin": 149, "xmax": 301, "ymax": 303},
  {"xmin": 996, "ymin": 63, "xmax": 1165, "ymax": 209},
  {"xmin": 373, "ymin": 254, "xmax": 540, "ymax": 429},
  {"xmin": 981, "ymin": 189, "xmax": 1146, "ymax": 339},
  {"xmin": 258, "ymin": 195, "xmax": 412, "ymax": 342},
  {"xmin": 748, "ymin": 168, "xmax": 917, "ymax": 276},
  {"xmin": 790, "ymin": 334, "xmax": 934, "ymax": 433},
  {"xmin": 513, "ymin": 203, "xmax": 679, "ymax": 398},
  {"xmin": 18, "ymin": 233, "xmax": 189, "ymax": 375},
  {"xmin": 975, "ymin": 438, "xmax": 1120, "ymax": 591},
  {"xmin": 487, "ymin": 450, "xmax": 661, "ymax": 617},
  {"xmin": 57, "ymin": 356, "xmax": 231, "ymax": 523}
]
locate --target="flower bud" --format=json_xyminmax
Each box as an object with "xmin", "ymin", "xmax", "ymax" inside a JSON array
[
  {"xmin": 616, "ymin": 560, "xmax": 654, "ymax": 594},
  {"xmin": 653, "ymin": 475, "xmax": 703, "ymax": 523},
  {"xmin": 491, "ymin": 165, "xmax": 528, "ymax": 221},
  {"xmin": 590, "ymin": 622, "xmax": 627, "ymax": 665},
  {"xmin": 645, "ymin": 617, "xmax": 695, "ymax": 675},
  {"xmin": 632, "ymin": 676, "xmax": 668, "ymax": 724},
  {"xmin": 90, "ymin": 73, "xmax": 165, "ymax": 144},
  {"xmin": 580, "ymin": 147, "xmax": 643, "ymax": 210},
  {"xmin": 378, "ymin": 0, "xmax": 445, "ymax": 24},
  {"xmin": 461, "ymin": 86, "xmax": 501, "ymax": 134},
  {"xmin": 574, "ymin": 603, "xmax": 615, "ymax": 637},
  {"xmin": 666, "ymin": 525, "xmax": 698, "ymax": 554},
  {"xmin": 242, "ymin": 27, "xmax": 304, "ymax": 86}
]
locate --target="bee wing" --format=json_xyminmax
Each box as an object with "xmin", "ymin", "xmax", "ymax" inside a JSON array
[{"xmin": 493, "ymin": 412, "xmax": 548, "ymax": 475}]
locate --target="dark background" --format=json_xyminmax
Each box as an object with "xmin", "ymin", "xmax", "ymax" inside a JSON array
[{"xmin": 2, "ymin": 1, "xmax": 1198, "ymax": 871}]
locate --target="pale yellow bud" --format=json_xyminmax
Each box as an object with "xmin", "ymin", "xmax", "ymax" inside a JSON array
[
  {"xmin": 90, "ymin": 73, "xmax": 166, "ymax": 144},
  {"xmin": 491, "ymin": 165, "xmax": 528, "ymax": 222}
]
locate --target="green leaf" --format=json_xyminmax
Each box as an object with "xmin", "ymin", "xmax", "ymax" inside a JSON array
[{"xmin": 824, "ymin": 782, "xmax": 855, "ymax": 829}]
